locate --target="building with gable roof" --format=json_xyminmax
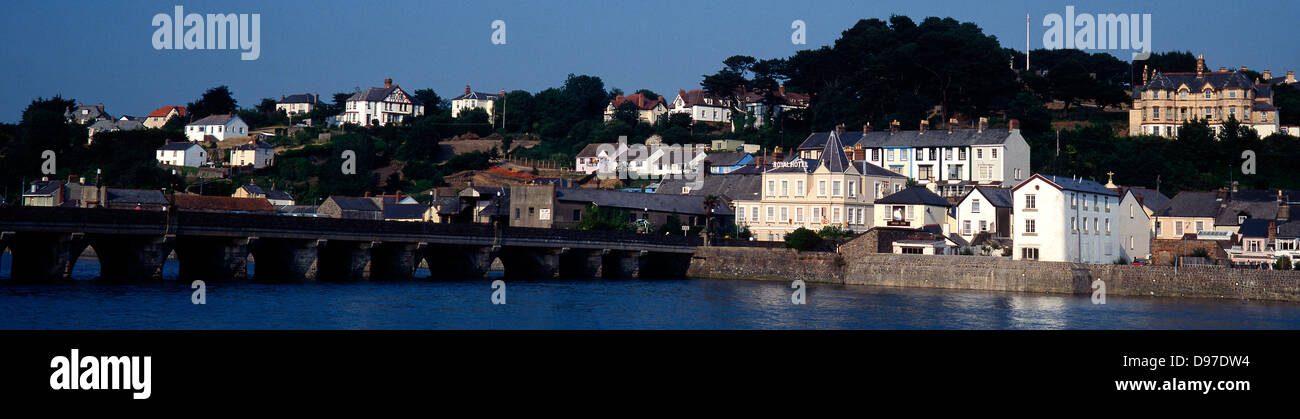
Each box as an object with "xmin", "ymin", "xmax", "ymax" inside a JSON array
[
  {"xmin": 603, "ymin": 93, "xmax": 668, "ymax": 124},
  {"xmin": 731, "ymin": 128, "xmax": 908, "ymax": 241},
  {"xmin": 275, "ymin": 93, "xmax": 318, "ymax": 116},
  {"xmin": 185, "ymin": 114, "xmax": 248, "ymax": 142},
  {"xmin": 450, "ymin": 85, "xmax": 503, "ymax": 122},
  {"xmin": 1012, "ymin": 174, "xmax": 1125, "ymax": 263},
  {"xmin": 337, "ymin": 78, "xmax": 425, "ymax": 126},
  {"xmin": 669, "ymin": 89, "xmax": 733, "ymax": 124},
  {"xmin": 144, "ymin": 106, "xmax": 187, "ymax": 129},
  {"xmin": 1130, "ymin": 55, "xmax": 1282, "ymax": 137},
  {"xmin": 795, "ymin": 118, "xmax": 1030, "ymax": 199}
]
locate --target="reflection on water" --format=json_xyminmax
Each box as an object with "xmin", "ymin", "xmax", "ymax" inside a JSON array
[{"xmin": 1, "ymin": 253, "xmax": 1299, "ymax": 329}]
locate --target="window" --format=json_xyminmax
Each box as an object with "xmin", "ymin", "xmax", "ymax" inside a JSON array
[
  {"xmin": 1195, "ymin": 221, "xmax": 1204, "ymax": 233},
  {"xmin": 1129, "ymin": 236, "xmax": 1134, "ymax": 250},
  {"xmin": 819, "ymin": 181, "xmax": 827, "ymax": 196},
  {"xmin": 1024, "ymin": 195, "xmax": 1036, "ymax": 210},
  {"xmin": 992, "ymin": 149, "xmax": 998, "ymax": 159},
  {"xmin": 1070, "ymin": 193, "xmax": 1077, "ymax": 208},
  {"xmin": 1105, "ymin": 219, "xmax": 1111, "ymax": 234},
  {"xmin": 750, "ymin": 207, "xmax": 758, "ymax": 222},
  {"xmin": 1072, "ymin": 216, "xmax": 1077, "ymax": 232},
  {"xmin": 1155, "ymin": 221, "xmax": 1162, "ymax": 236},
  {"xmin": 963, "ymin": 220, "xmax": 972, "ymax": 235},
  {"xmin": 958, "ymin": 149, "xmax": 966, "ymax": 160},
  {"xmin": 832, "ymin": 181, "xmax": 842, "ymax": 196},
  {"xmin": 980, "ymin": 220, "xmax": 988, "ymax": 232},
  {"xmin": 796, "ymin": 181, "xmax": 804, "ymax": 196},
  {"xmin": 832, "ymin": 208, "xmax": 841, "ymax": 223},
  {"xmin": 929, "ymin": 148, "xmax": 937, "ymax": 160},
  {"xmin": 944, "ymin": 148, "xmax": 952, "ymax": 160},
  {"xmin": 972, "ymin": 198, "xmax": 981, "ymax": 213},
  {"xmin": 780, "ymin": 207, "xmax": 788, "ymax": 222},
  {"xmin": 1175, "ymin": 221, "xmax": 1183, "ymax": 235},
  {"xmin": 976, "ymin": 149, "xmax": 983, "ymax": 159},
  {"xmin": 767, "ymin": 180, "xmax": 775, "ymax": 196},
  {"xmin": 780, "ymin": 180, "xmax": 789, "ymax": 196},
  {"xmin": 1130, "ymin": 204, "xmax": 1135, "ymax": 218},
  {"xmin": 848, "ymin": 181, "xmax": 856, "ymax": 198},
  {"xmin": 1205, "ymin": 90, "xmax": 1212, "ymax": 99},
  {"xmin": 766, "ymin": 206, "xmax": 775, "ymax": 222},
  {"xmin": 872, "ymin": 149, "xmax": 880, "ymax": 160},
  {"xmin": 1024, "ymin": 219, "xmax": 1036, "ymax": 234},
  {"xmin": 795, "ymin": 207, "xmax": 804, "ymax": 222},
  {"xmin": 1022, "ymin": 247, "xmax": 1039, "ymax": 260},
  {"xmin": 1153, "ymin": 107, "xmax": 1160, "ymax": 119},
  {"xmin": 915, "ymin": 149, "xmax": 924, "ymax": 160}
]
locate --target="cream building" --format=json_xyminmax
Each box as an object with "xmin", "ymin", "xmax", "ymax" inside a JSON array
[
  {"xmin": 451, "ymin": 85, "xmax": 503, "ymax": 122},
  {"xmin": 1130, "ymin": 55, "xmax": 1281, "ymax": 137},
  {"xmin": 733, "ymin": 129, "xmax": 907, "ymax": 241}
]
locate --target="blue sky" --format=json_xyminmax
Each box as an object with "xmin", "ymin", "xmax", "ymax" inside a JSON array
[{"xmin": 1, "ymin": 0, "xmax": 1296, "ymax": 122}]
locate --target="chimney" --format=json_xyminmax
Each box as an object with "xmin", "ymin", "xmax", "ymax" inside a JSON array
[
  {"xmin": 1008, "ymin": 119, "xmax": 1020, "ymax": 131},
  {"xmin": 919, "ymin": 120, "xmax": 929, "ymax": 134},
  {"xmin": 947, "ymin": 118, "xmax": 958, "ymax": 133},
  {"xmin": 97, "ymin": 103, "xmax": 104, "ymax": 111},
  {"xmin": 778, "ymin": 84, "xmax": 785, "ymax": 95},
  {"xmin": 1196, "ymin": 55, "xmax": 1206, "ymax": 78},
  {"xmin": 466, "ymin": 85, "xmax": 472, "ymax": 95},
  {"xmin": 364, "ymin": 191, "xmax": 371, "ymax": 197},
  {"xmin": 1216, "ymin": 187, "xmax": 1227, "ymax": 205},
  {"xmin": 978, "ymin": 117, "xmax": 988, "ymax": 133},
  {"xmin": 1218, "ymin": 66, "xmax": 1227, "ymax": 72},
  {"xmin": 862, "ymin": 123, "xmax": 871, "ymax": 134},
  {"xmin": 1239, "ymin": 66, "xmax": 1248, "ymax": 72},
  {"xmin": 1288, "ymin": 71, "xmax": 1297, "ymax": 84},
  {"xmin": 1232, "ymin": 181, "xmax": 1239, "ymax": 194},
  {"xmin": 384, "ymin": 78, "xmax": 393, "ymax": 88},
  {"xmin": 1142, "ymin": 65, "xmax": 1150, "ymax": 84},
  {"xmin": 1281, "ymin": 201, "xmax": 1291, "ymax": 222},
  {"xmin": 890, "ymin": 120, "xmax": 900, "ymax": 134},
  {"xmin": 773, "ymin": 146, "xmax": 784, "ymax": 161},
  {"xmin": 1269, "ymin": 221, "xmax": 1277, "ymax": 243},
  {"xmin": 281, "ymin": 95, "xmax": 285, "ymax": 101},
  {"xmin": 1263, "ymin": 70, "xmax": 1273, "ymax": 80}
]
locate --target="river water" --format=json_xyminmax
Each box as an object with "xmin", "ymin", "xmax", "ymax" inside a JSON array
[{"xmin": 2, "ymin": 253, "xmax": 1299, "ymax": 329}]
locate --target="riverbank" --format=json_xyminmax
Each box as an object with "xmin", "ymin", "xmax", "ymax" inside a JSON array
[{"xmin": 687, "ymin": 247, "xmax": 1300, "ymax": 302}]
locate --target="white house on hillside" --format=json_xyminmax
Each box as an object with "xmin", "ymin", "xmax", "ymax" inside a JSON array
[
  {"xmin": 338, "ymin": 78, "xmax": 425, "ymax": 126},
  {"xmin": 156, "ymin": 142, "xmax": 207, "ymax": 167},
  {"xmin": 669, "ymin": 89, "xmax": 732, "ymax": 125},
  {"xmin": 185, "ymin": 114, "xmax": 249, "ymax": 142},
  {"xmin": 1012, "ymin": 174, "xmax": 1124, "ymax": 264},
  {"xmin": 276, "ymin": 94, "xmax": 317, "ymax": 116},
  {"xmin": 230, "ymin": 139, "xmax": 276, "ymax": 168},
  {"xmin": 451, "ymin": 85, "xmax": 504, "ymax": 122}
]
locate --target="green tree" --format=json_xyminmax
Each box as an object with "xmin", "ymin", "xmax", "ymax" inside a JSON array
[
  {"xmin": 186, "ymin": 86, "xmax": 239, "ymax": 120},
  {"xmin": 784, "ymin": 227, "xmax": 821, "ymax": 251}
]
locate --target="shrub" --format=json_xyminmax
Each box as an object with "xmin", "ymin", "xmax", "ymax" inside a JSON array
[
  {"xmin": 1276, "ymin": 255, "xmax": 1293, "ymax": 271},
  {"xmin": 784, "ymin": 228, "xmax": 821, "ymax": 251}
]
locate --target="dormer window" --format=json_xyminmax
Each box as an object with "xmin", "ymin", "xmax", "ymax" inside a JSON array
[{"xmin": 1204, "ymin": 90, "xmax": 1213, "ymax": 99}]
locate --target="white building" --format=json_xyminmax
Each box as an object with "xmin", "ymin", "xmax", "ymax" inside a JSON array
[
  {"xmin": 156, "ymin": 142, "xmax": 207, "ymax": 167},
  {"xmin": 574, "ymin": 142, "xmax": 628, "ymax": 175},
  {"xmin": 338, "ymin": 78, "xmax": 425, "ymax": 126},
  {"xmin": 669, "ymin": 89, "xmax": 732, "ymax": 124},
  {"xmin": 954, "ymin": 186, "xmax": 1013, "ymax": 241},
  {"xmin": 450, "ymin": 85, "xmax": 503, "ymax": 122},
  {"xmin": 230, "ymin": 139, "xmax": 275, "ymax": 168},
  {"xmin": 795, "ymin": 118, "xmax": 1031, "ymax": 200},
  {"xmin": 185, "ymin": 114, "xmax": 249, "ymax": 142},
  {"xmin": 1012, "ymin": 174, "xmax": 1123, "ymax": 264},
  {"xmin": 275, "ymin": 94, "xmax": 317, "ymax": 116},
  {"xmin": 1114, "ymin": 188, "xmax": 1153, "ymax": 262}
]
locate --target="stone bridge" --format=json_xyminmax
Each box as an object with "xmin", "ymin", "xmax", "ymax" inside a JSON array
[{"xmin": 0, "ymin": 207, "xmax": 699, "ymax": 282}]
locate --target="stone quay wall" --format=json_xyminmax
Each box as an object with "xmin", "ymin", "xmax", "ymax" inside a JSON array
[{"xmin": 688, "ymin": 247, "xmax": 1300, "ymax": 302}]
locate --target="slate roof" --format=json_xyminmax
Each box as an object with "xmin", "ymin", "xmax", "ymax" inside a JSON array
[
  {"xmin": 158, "ymin": 142, "xmax": 202, "ymax": 151},
  {"xmin": 233, "ymin": 139, "xmax": 274, "ymax": 150},
  {"xmin": 556, "ymin": 188, "xmax": 733, "ymax": 216},
  {"xmin": 383, "ymin": 203, "xmax": 428, "ymax": 220},
  {"xmin": 1137, "ymin": 71, "xmax": 1257, "ymax": 98},
  {"xmin": 797, "ymin": 127, "xmax": 1017, "ymax": 151},
  {"xmin": 1278, "ymin": 220, "xmax": 1300, "ymax": 238},
  {"xmin": 452, "ymin": 91, "xmax": 502, "ymax": 101},
  {"xmin": 1160, "ymin": 191, "xmax": 1221, "ymax": 217},
  {"xmin": 655, "ymin": 173, "xmax": 763, "ymax": 202},
  {"xmin": 877, "ymin": 186, "xmax": 952, "ymax": 207},
  {"xmin": 576, "ymin": 143, "xmax": 620, "ymax": 159},
  {"xmin": 819, "ymin": 130, "xmax": 849, "ymax": 173},
  {"xmin": 278, "ymin": 94, "xmax": 316, "ymax": 104},
  {"xmin": 238, "ymin": 185, "xmax": 293, "ymax": 201},
  {"xmin": 856, "ymin": 161, "xmax": 907, "ymax": 178},
  {"xmin": 328, "ymin": 196, "xmax": 382, "ymax": 212},
  {"xmin": 1238, "ymin": 218, "xmax": 1273, "ymax": 238},
  {"xmin": 188, "ymin": 114, "xmax": 239, "ymax": 126},
  {"xmin": 1029, "ymin": 174, "xmax": 1118, "ymax": 196},
  {"xmin": 673, "ymin": 89, "xmax": 730, "ymax": 108},
  {"xmin": 1123, "ymin": 187, "xmax": 1170, "ymax": 212},
  {"xmin": 349, "ymin": 86, "xmax": 424, "ymax": 105},
  {"xmin": 107, "ymin": 189, "xmax": 170, "ymax": 205},
  {"xmin": 970, "ymin": 186, "xmax": 1013, "ymax": 208},
  {"xmin": 702, "ymin": 152, "xmax": 751, "ymax": 166},
  {"xmin": 1216, "ymin": 199, "xmax": 1278, "ymax": 226}
]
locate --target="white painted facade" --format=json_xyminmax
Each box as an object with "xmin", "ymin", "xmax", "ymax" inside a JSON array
[
  {"xmin": 156, "ymin": 143, "xmax": 207, "ymax": 167},
  {"xmin": 1012, "ymin": 175, "xmax": 1123, "ymax": 264},
  {"xmin": 185, "ymin": 115, "xmax": 249, "ymax": 142}
]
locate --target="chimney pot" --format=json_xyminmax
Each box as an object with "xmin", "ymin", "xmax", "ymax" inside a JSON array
[
  {"xmin": 1008, "ymin": 119, "xmax": 1020, "ymax": 131},
  {"xmin": 919, "ymin": 120, "xmax": 929, "ymax": 133},
  {"xmin": 1218, "ymin": 66, "xmax": 1227, "ymax": 72},
  {"xmin": 384, "ymin": 78, "xmax": 393, "ymax": 88},
  {"xmin": 890, "ymin": 120, "xmax": 900, "ymax": 134},
  {"xmin": 978, "ymin": 117, "xmax": 989, "ymax": 133},
  {"xmin": 1240, "ymin": 66, "xmax": 1248, "ymax": 72},
  {"xmin": 1264, "ymin": 70, "xmax": 1274, "ymax": 80},
  {"xmin": 862, "ymin": 123, "xmax": 870, "ymax": 134}
]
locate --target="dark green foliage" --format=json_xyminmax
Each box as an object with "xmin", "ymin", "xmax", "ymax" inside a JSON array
[
  {"xmin": 784, "ymin": 227, "xmax": 821, "ymax": 251},
  {"xmin": 575, "ymin": 204, "xmax": 634, "ymax": 232},
  {"xmin": 186, "ymin": 86, "xmax": 238, "ymax": 120}
]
